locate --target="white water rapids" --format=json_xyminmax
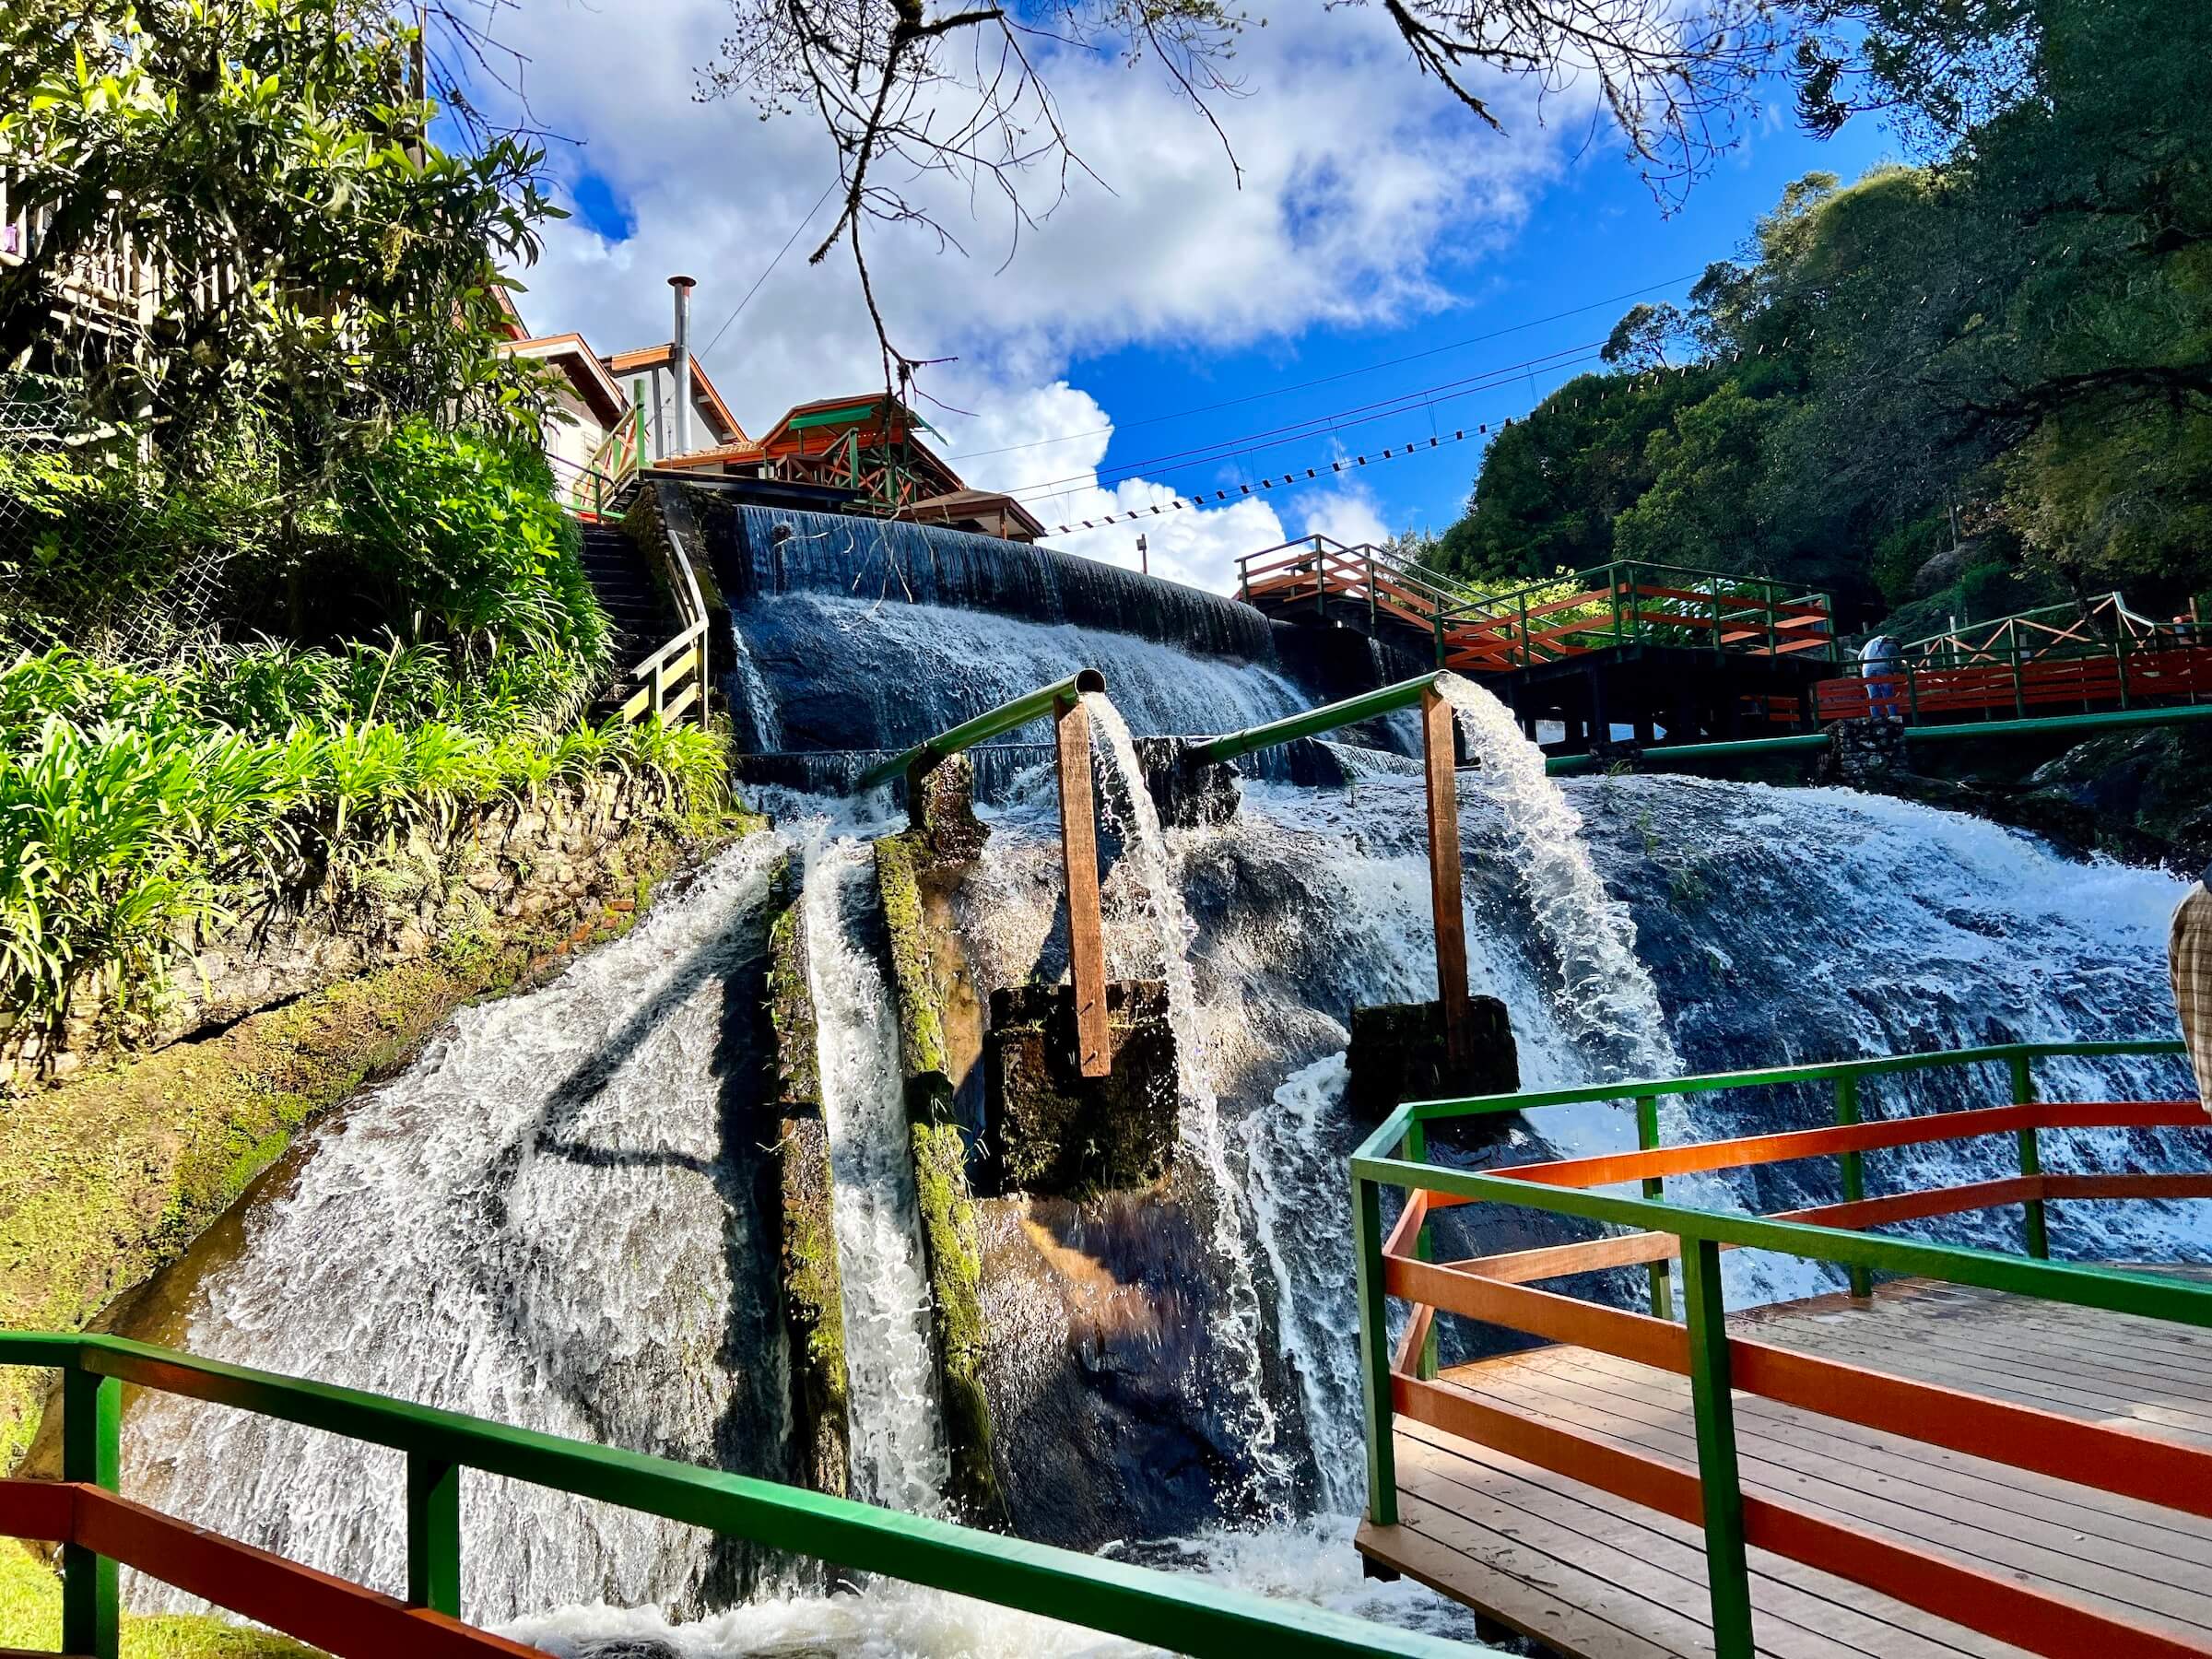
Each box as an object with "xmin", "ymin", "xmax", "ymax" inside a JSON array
[{"xmin": 106, "ymin": 617, "xmax": 2200, "ymax": 1655}]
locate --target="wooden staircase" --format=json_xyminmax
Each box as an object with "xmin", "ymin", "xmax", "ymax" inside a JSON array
[{"xmin": 578, "ymin": 524, "xmax": 681, "ymax": 719}]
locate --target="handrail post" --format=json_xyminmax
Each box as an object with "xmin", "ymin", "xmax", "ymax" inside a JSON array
[
  {"xmin": 62, "ymin": 1361, "xmax": 121, "ymax": 1659},
  {"xmin": 1422, "ymin": 686, "xmax": 1470, "ymax": 1065},
  {"xmin": 2013, "ymin": 1052, "xmax": 2048, "ymax": 1259},
  {"xmin": 1684, "ymin": 1238, "xmax": 1756, "ymax": 1659},
  {"xmin": 406, "ymin": 1451, "xmax": 462, "ymax": 1617},
  {"xmin": 1403, "ymin": 1122, "xmax": 1441, "ymax": 1379},
  {"xmin": 1353, "ymin": 1170, "xmax": 1399, "ymax": 1527},
  {"xmin": 1834, "ymin": 1075, "xmax": 1871, "ymax": 1299},
  {"xmin": 1054, "ymin": 689, "xmax": 1112, "ymax": 1077},
  {"xmin": 1636, "ymin": 1094, "xmax": 1672, "ymax": 1319},
  {"xmin": 2011, "ymin": 627, "xmax": 2027, "ymax": 719}
]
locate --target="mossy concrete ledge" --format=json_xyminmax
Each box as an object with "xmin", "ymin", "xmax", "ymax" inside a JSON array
[
  {"xmin": 872, "ymin": 831, "xmax": 1003, "ymax": 1524},
  {"xmin": 764, "ymin": 865, "xmax": 852, "ymax": 1499}
]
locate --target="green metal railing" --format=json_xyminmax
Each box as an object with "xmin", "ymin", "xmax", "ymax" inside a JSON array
[
  {"xmin": 3, "ymin": 1330, "xmax": 1473, "ymax": 1659},
  {"xmin": 1349, "ymin": 1037, "xmax": 2200, "ymax": 1659},
  {"xmin": 1200, "ymin": 672, "xmax": 1442, "ymax": 764},
  {"xmin": 853, "ymin": 670, "xmax": 1106, "ymax": 793},
  {"xmin": 1434, "ymin": 559, "xmax": 1837, "ymax": 670}
]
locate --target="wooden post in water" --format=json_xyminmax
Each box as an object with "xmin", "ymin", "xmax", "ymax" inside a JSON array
[
  {"xmin": 1422, "ymin": 685, "xmax": 1471, "ymax": 1066},
  {"xmin": 1055, "ymin": 691, "xmax": 1112, "ymax": 1077}
]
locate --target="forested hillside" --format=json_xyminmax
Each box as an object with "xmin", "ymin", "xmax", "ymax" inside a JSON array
[{"xmin": 1431, "ymin": 0, "xmax": 2210, "ymax": 637}]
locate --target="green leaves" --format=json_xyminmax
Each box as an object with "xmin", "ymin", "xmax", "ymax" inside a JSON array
[{"xmin": 0, "ymin": 648, "xmax": 724, "ymax": 1038}]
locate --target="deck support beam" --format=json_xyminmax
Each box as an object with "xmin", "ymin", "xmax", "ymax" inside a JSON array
[
  {"xmin": 1055, "ymin": 691, "xmax": 1111, "ymax": 1078},
  {"xmin": 1421, "ymin": 687, "xmax": 1470, "ymax": 1066},
  {"xmin": 1683, "ymin": 1239, "xmax": 1755, "ymax": 1659},
  {"xmin": 62, "ymin": 1366, "xmax": 120, "ymax": 1659}
]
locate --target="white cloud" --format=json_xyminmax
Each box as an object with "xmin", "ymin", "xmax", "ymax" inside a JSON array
[{"xmin": 483, "ymin": 0, "xmax": 1586, "ymax": 592}]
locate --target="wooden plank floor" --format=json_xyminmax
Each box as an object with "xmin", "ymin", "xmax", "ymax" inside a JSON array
[{"xmin": 1357, "ymin": 1277, "xmax": 2212, "ymax": 1658}]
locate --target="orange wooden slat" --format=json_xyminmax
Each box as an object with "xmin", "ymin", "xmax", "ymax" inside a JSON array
[
  {"xmin": 0, "ymin": 1477, "xmax": 72, "ymax": 1543},
  {"xmin": 1394, "ymin": 1304, "xmax": 1436, "ymax": 1376},
  {"xmin": 1433, "ymin": 1101, "xmax": 2053, "ymax": 1197},
  {"xmin": 1773, "ymin": 1177, "xmax": 2043, "ymax": 1232},
  {"xmin": 1384, "ymin": 1256, "xmax": 2212, "ymax": 1523},
  {"xmin": 62, "ymin": 1486, "xmax": 543, "ymax": 1658},
  {"xmin": 1394, "ymin": 1376, "xmax": 2212, "ymax": 1659},
  {"xmin": 1384, "ymin": 1187, "xmax": 1430, "ymax": 1261},
  {"xmin": 2041, "ymin": 1173, "xmax": 2212, "ymax": 1202}
]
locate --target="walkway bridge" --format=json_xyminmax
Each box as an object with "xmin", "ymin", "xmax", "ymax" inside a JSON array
[
  {"xmin": 1815, "ymin": 592, "xmax": 2212, "ymax": 726},
  {"xmin": 1351, "ymin": 1039, "xmax": 2212, "ymax": 1659},
  {"xmin": 1237, "ymin": 537, "xmax": 1839, "ymax": 745}
]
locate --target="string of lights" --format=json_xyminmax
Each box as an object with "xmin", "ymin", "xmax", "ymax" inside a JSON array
[{"xmin": 1030, "ymin": 343, "xmax": 1810, "ymax": 537}]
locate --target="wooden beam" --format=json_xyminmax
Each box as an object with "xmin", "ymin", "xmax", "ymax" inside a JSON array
[
  {"xmin": 1421, "ymin": 686, "xmax": 1469, "ymax": 1065},
  {"xmin": 1054, "ymin": 692, "xmax": 1111, "ymax": 1078}
]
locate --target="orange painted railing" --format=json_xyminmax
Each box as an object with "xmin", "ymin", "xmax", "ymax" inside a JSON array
[
  {"xmin": 1358, "ymin": 1065, "xmax": 2212, "ymax": 1659},
  {"xmin": 1815, "ymin": 593, "xmax": 2212, "ymax": 723},
  {"xmin": 1237, "ymin": 537, "xmax": 1836, "ymax": 680}
]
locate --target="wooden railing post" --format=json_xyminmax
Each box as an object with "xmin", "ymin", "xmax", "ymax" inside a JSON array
[
  {"xmin": 1402, "ymin": 1121, "xmax": 1441, "ymax": 1380},
  {"xmin": 1421, "ymin": 686, "xmax": 1470, "ymax": 1066},
  {"xmin": 1352, "ymin": 1170, "xmax": 1399, "ymax": 1527},
  {"xmin": 1684, "ymin": 1237, "xmax": 1756, "ymax": 1659},
  {"xmin": 1636, "ymin": 1094, "xmax": 1673, "ymax": 1319},
  {"xmin": 2012, "ymin": 1052, "xmax": 2049, "ymax": 1259},
  {"xmin": 62, "ymin": 1362, "xmax": 121, "ymax": 1659},
  {"xmin": 1834, "ymin": 1074, "xmax": 1872, "ymax": 1299},
  {"xmin": 1053, "ymin": 691, "xmax": 1111, "ymax": 1077},
  {"xmin": 406, "ymin": 1451, "xmax": 461, "ymax": 1617}
]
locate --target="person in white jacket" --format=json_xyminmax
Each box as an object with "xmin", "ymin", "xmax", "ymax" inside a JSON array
[
  {"xmin": 1861, "ymin": 634, "xmax": 1902, "ymax": 719},
  {"xmin": 2171, "ymin": 866, "xmax": 2212, "ymax": 1116}
]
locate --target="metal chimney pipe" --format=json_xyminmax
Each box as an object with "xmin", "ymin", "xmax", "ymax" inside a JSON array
[{"xmin": 668, "ymin": 275, "xmax": 697, "ymax": 456}]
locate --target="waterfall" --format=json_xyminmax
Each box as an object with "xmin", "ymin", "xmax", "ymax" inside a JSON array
[
  {"xmin": 730, "ymin": 593, "xmax": 1316, "ymax": 784},
  {"xmin": 796, "ymin": 832, "xmax": 950, "ymax": 1513},
  {"xmin": 120, "ymin": 834, "xmax": 795, "ymax": 1623},
  {"xmin": 1435, "ymin": 672, "xmax": 1680, "ymax": 1088},
  {"xmin": 1083, "ymin": 692, "xmax": 1295, "ymax": 1510}
]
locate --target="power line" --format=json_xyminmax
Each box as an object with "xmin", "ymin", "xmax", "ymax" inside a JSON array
[
  {"xmin": 1006, "ymin": 339, "xmax": 1606, "ymax": 500},
  {"xmin": 698, "ymin": 180, "xmax": 839, "ymax": 366},
  {"xmin": 945, "ymin": 270, "xmax": 1704, "ymax": 463}
]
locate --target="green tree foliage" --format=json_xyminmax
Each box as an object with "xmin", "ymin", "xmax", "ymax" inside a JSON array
[
  {"xmin": 1434, "ymin": 0, "xmax": 2212, "ymax": 615},
  {"xmin": 0, "ymin": 0, "xmax": 559, "ymax": 476}
]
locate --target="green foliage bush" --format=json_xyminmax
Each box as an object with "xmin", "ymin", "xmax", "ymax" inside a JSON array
[
  {"xmin": 335, "ymin": 421, "xmax": 607, "ymax": 662},
  {"xmin": 0, "ymin": 649, "xmax": 726, "ymax": 1040}
]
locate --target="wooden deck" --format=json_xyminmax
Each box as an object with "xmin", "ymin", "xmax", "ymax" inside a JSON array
[{"xmin": 1357, "ymin": 1277, "xmax": 2212, "ymax": 1658}]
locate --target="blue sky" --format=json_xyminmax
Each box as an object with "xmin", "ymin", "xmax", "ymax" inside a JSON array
[
  {"xmin": 482, "ymin": 1, "xmax": 1900, "ymax": 589},
  {"xmin": 1013, "ymin": 111, "xmax": 1897, "ymax": 544}
]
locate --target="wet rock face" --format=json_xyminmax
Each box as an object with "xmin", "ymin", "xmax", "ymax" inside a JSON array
[
  {"xmin": 906, "ymin": 753, "xmax": 990, "ymax": 865},
  {"xmin": 1130, "ymin": 736, "xmax": 1241, "ymax": 829},
  {"xmin": 973, "ymin": 1192, "xmax": 1244, "ymax": 1548},
  {"xmin": 983, "ymin": 982, "xmax": 1178, "ymax": 1197},
  {"xmin": 1343, "ymin": 996, "xmax": 1520, "ymax": 1127}
]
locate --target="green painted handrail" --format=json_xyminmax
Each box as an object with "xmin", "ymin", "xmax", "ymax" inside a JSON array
[
  {"xmin": 5, "ymin": 1331, "xmax": 1474, "ymax": 1659},
  {"xmin": 1347, "ymin": 1035, "xmax": 2202, "ymax": 1659},
  {"xmin": 1542, "ymin": 702, "xmax": 2212, "ymax": 775},
  {"xmin": 1200, "ymin": 673, "xmax": 1443, "ymax": 764},
  {"xmin": 853, "ymin": 669, "xmax": 1106, "ymax": 794}
]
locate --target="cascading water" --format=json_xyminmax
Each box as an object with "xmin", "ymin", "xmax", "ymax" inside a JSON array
[
  {"xmin": 797, "ymin": 832, "xmax": 951, "ymax": 1514},
  {"xmin": 1083, "ymin": 690, "xmax": 1293, "ymax": 1508},
  {"xmin": 100, "ymin": 505, "xmax": 2208, "ymax": 1656},
  {"xmin": 728, "ymin": 593, "xmax": 1325, "ymax": 799},
  {"xmin": 119, "ymin": 834, "xmax": 796, "ymax": 1623},
  {"xmin": 1433, "ymin": 672, "xmax": 1680, "ymax": 1086}
]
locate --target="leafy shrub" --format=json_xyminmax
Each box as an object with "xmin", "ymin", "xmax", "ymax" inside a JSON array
[
  {"xmin": 336, "ymin": 422, "xmax": 609, "ymax": 662},
  {"xmin": 0, "ymin": 650, "xmax": 725, "ymax": 1040}
]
